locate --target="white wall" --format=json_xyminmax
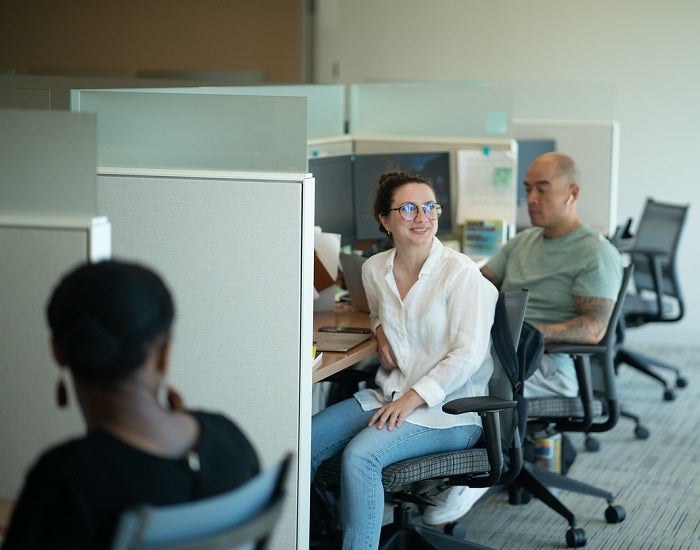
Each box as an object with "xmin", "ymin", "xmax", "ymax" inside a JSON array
[{"xmin": 314, "ymin": 0, "xmax": 700, "ymax": 345}]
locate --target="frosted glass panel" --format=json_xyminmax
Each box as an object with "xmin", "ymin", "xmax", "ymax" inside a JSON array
[
  {"xmin": 0, "ymin": 87, "xmax": 51, "ymax": 109},
  {"xmin": 125, "ymin": 85, "xmax": 345, "ymax": 139},
  {"xmin": 506, "ymin": 80, "xmax": 615, "ymax": 121},
  {"xmin": 0, "ymin": 109, "xmax": 97, "ymax": 217},
  {"xmin": 349, "ymin": 83, "xmax": 513, "ymax": 139},
  {"xmin": 72, "ymin": 90, "xmax": 308, "ymax": 172}
]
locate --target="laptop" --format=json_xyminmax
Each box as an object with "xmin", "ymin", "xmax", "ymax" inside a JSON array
[
  {"xmin": 313, "ymin": 330, "xmax": 371, "ymax": 353},
  {"xmin": 339, "ymin": 253, "xmax": 370, "ymax": 313}
]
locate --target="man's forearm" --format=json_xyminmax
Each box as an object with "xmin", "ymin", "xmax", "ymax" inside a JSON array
[{"xmin": 536, "ymin": 295, "xmax": 615, "ymax": 344}]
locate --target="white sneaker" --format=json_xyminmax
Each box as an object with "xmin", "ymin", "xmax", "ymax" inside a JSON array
[{"xmin": 422, "ymin": 486, "xmax": 488, "ymax": 526}]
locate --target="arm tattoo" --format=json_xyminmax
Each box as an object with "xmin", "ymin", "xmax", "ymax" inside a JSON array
[{"xmin": 540, "ymin": 296, "xmax": 615, "ymax": 344}]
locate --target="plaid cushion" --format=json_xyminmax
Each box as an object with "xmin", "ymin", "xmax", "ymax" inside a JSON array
[
  {"xmin": 528, "ymin": 397, "xmax": 604, "ymax": 419},
  {"xmin": 381, "ymin": 449, "xmax": 490, "ymax": 491},
  {"xmin": 315, "ymin": 448, "xmax": 491, "ymax": 493}
]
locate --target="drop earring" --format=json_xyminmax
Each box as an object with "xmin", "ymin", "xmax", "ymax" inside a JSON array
[
  {"xmin": 167, "ymin": 385, "xmax": 184, "ymax": 411},
  {"xmin": 56, "ymin": 369, "xmax": 69, "ymax": 408}
]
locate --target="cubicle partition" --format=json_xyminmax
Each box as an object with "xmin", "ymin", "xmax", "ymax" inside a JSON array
[
  {"xmin": 346, "ymin": 84, "xmax": 518, "ymax": 242},
  {"xmin": 513, "ymin": 119, "xmax": 619, "ymax": 235},
  {"xmin": 117, "ymin": 83, "xmax": 347, "ymax": 141},
  {"xmin": 0, "ymin": 109, "xmax": 111, "ymax": 500},
  {"xmin": 72, "ymin": 90, "xmax": 313, "ymax": 549}
]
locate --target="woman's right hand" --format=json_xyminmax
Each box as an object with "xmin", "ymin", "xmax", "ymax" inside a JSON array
[{"xmin": 375, "ymin": 325, "xmax": 398, "ymax": 370}]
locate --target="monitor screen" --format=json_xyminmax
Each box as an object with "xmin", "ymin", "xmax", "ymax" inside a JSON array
[
  {"xmin": 353, "ymin": 152, "xmax": 452, "ymax": 240},
  {"xmin": 309, "ymin": 155, "xmax": 356, "ymax": 245}
]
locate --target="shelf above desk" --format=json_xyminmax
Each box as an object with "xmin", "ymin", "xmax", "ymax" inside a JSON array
[{"xmin": 312, "ymin": 307, "xmax": 377, "ymax": 383}]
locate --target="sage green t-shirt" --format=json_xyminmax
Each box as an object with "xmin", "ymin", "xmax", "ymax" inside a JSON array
[{"xmin": 486, "ymin": 225, "xmax": 622, "ymax": 382}]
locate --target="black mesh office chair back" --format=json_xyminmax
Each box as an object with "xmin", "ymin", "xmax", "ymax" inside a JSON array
[
  {"xmin": 510, "ymin": 265, "xmax": 634, "ymax": 548},
  {"xmin": 616, "ymin": 198, "xmax": 690, "ymax": 401},
  {"xmin": 623, "ymin": 198, "xmax": 688, "ymax": 325}
]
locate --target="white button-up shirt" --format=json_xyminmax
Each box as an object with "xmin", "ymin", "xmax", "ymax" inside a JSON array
[{"xmin": 356, "ymin": 238, "xmax": 498, "ymax": 428}]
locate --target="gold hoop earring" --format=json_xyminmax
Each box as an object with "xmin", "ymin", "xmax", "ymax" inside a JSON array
[{"xmin": 56, "ymin": 370, "xmax": 69, "ymax": 408}]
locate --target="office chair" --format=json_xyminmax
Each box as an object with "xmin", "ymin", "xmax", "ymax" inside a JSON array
[
  {"xmin": 111, "ymin": 453, "xmax": 292, "ymax": 550},
  {"xmin": 509, "ymin": 265, "xmax": 633, "ymax": 548},
  {"xmin": 614, "ymin": 198, "xmax": 690, "ymax": 401},
  {"xmin": 313, "ymin": 290, "xmax": 532, "ymax": 549}
]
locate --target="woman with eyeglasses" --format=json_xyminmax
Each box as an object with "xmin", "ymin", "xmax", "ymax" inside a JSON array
[{"xmin": 311, "ymin": 171, "xmax": 498, "ymax": 548}]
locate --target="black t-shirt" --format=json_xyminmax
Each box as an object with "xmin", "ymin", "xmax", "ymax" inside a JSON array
[{"xmin": 2, "ymin": 411, "xmax": 259, "ymax": 549}]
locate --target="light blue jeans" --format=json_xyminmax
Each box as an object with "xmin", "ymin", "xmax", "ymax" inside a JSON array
[{"xmin": 311, "ymin": 397, "xmax": 482, "ymax": 549}]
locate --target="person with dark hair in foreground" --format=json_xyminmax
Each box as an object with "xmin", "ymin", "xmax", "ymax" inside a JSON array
[{"xmin": 2, "ymin": 260, "xmax": 259, "ymax": 550}]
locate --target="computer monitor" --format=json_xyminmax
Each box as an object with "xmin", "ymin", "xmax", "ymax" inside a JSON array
[
  {"xmin": 309, "ymin": 154, "xmax": 356, "ymax": 245},
  {"xmin": 353, "ymin": 152, "xmax": 452, "ymax": 240}
]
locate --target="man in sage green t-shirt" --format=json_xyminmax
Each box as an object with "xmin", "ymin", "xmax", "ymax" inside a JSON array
[{"xmin": 483, "ymin": 151, "xmax": 622, "ymax": 397}]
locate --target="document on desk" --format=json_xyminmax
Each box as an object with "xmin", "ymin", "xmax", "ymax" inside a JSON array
[{"xmin": 313, "ymin": 331, "xmax": 371, "ymax": 352}]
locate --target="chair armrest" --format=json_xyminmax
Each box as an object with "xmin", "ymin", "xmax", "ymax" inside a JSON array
[
  {"xmin": 442, "ymin": 396, "xmax": 516, "ymax": 416},
  {"xmin": 545, "ymin": 343, "xmax": 606, "ymax": 355},
  {"xmin": 625, "ymin": 247, "xmax": 678, "ymax": 322},
  {"xmin": 623, "ymin": 246, "xmax": 669, "ymax": 260},
  {"xmin": 541, "ymin": 343, "xmax": 598, "ymax": 432},
  {"xmin": 442, "ymin": 397, "xmax": 520, "ymax": 487}
]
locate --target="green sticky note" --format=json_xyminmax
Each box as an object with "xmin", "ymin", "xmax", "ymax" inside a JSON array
[{"xmin": 493, "ymin": 167, "xmax": 513, "ymax": 188}]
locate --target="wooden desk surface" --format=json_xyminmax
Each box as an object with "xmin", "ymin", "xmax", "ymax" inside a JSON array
[{"xmin": 312, "ymin": 306, "xmax": 377, "ymax": 383}]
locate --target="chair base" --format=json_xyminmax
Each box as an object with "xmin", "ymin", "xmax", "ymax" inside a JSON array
[
  {"xmin": 616, "ymin": 347, "xmax": 688, "ymax": 400},
  {"xmin": 310, "ymin": 502, "xmax": 495, "ymax": 550},
  {"xmin": 509, "ymin": 462, "xmax": 625, "ymax": 547},
  {"xmin": 620, "ymin": 408, "xmax": 650, "ymax": 439},
  {"xmin": 380, "ymin": 520, "xmax": 493, "ymax": 550}
]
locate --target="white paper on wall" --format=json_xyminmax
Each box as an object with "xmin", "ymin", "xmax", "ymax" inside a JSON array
[{"xmin": 456, "ymin": 149, "xmax": 517, "ymax": 226}]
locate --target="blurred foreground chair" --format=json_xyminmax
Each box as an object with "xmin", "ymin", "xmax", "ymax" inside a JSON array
[
  {"xmin": 614, "ymin": 198, "xmax": 689, "ymax": 401},
  {"xmin": 509, "ymin": 265, "xmax": 633, "ymax": 548},
  {"xmin": 314, "ymin": 290, "xmax": 532, "ymax": 549},
  {"xmin": 111, "ymin": 453, "xmax": 292, "ymax": 550}
]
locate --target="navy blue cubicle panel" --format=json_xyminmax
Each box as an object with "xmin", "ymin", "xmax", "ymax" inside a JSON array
[{"xmin": 308, "ymin": 155, "xmax": 355, "ymax": 245}]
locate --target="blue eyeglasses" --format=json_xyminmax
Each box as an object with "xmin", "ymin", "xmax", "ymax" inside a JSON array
[{"xmin": 389, "ymin": 202, "xmax": 443, "ymax": 222}]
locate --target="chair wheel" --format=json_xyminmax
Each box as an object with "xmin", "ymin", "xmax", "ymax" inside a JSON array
[
  {"xmin": 663, "ymin": 389, "xmax": 675, "ymax": 401},
  {"xmin": 605, "ymin": 504, "xmax": 626, "ymax": 523},
  {"xmin": 634, "ymin": 425, "xmax": 650, "ymax": 439},
  {"xmin": 585, "ymin": 436, "xmax": 600, "ymax": 452},
  {"xmin": 443, "ymin": 521, "xmax": 466, "ymax": 539},
  {"xmin": 676, "ymin": 377, "xmax": 688, "ymax": 388},
  {"xmin": 566, "ymin": 527, "xmax": 587, "ymax": 547}
]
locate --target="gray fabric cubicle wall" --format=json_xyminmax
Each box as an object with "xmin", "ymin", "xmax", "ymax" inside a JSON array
[
  {"xmin": 0, "ymin": 109, "xmax": 110, "ymax": 501},
  {"xmin": 98, "ymin": 171, "xmax": 313, "ymax": 550}
]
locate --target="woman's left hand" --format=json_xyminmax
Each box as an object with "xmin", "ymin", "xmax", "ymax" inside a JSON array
[{"xmin": 369, "ymin": 389, "xmax": 425, "ymax": 431}]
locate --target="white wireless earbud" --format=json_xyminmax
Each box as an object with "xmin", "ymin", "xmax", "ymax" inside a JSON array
[{"xmin": 566, "ymin": 194, "xmax": 574, "ymax": 205}]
